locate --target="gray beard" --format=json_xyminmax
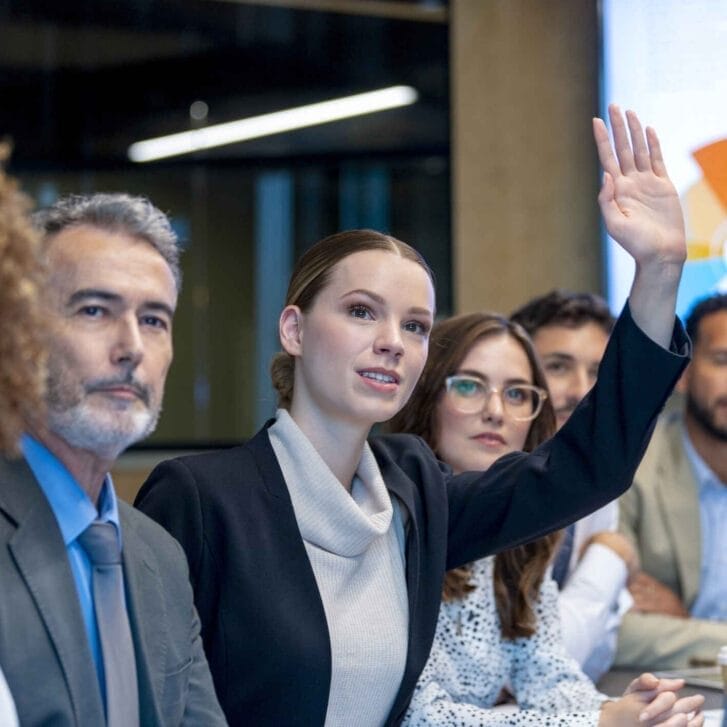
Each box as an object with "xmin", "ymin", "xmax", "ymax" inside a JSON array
[{"xmin": 47, "ymin": 400, "xmax": 160, "ymax": 460}]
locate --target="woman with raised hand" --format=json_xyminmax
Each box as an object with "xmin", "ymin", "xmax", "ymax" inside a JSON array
[
  {"xmin": 389, "ymin": 311, "xmax": 703, "ymax": 727},
  {"xmin": 136, "ymin": 106, "xmax": 690, "ymax": 726}
]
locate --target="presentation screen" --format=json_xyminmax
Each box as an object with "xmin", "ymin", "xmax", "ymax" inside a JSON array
[{"xmin": 601, "ymin": 0, "xmax": 727, "ymax": 319}]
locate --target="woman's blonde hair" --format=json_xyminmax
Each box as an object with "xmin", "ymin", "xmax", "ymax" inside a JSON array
[
  {"xmin": 270, "ymin": 229, "xmax": 434, "ymax": 409},
  {"xmin": 0, "ymin": 145, "xmax": 46, "ymax": 456},
  {"xmin": 388, "ymin": 311, "xmax": 561, "ymax": 639}
]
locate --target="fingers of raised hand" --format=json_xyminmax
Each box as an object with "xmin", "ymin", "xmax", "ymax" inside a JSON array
[
  {"xmin": 595, "ymin": 105, "xmax": 668, "ymax": 180},
  {"xmin": 608, "ymin": 104, "xmax": 637, "ymax": 174},
  {"xmin": 593, "ymin": 115, "xmax": 621, "ymax": 180},
  {"xmin": 645, "ymin": 126, "xmax": 668, "ymax": 177},
  {"xmin": 626, "ymin": 110, "xmax": 652, "ymax": 172}
]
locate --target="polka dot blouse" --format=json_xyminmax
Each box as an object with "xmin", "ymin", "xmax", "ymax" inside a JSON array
[{"xmin": 403, "ymin": 557, "xmax": 605, "ymax": 726}]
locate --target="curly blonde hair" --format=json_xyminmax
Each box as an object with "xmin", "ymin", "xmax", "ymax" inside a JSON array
[{"xmin": 0, "ymin": 144, "xmax": 46, "ymax": 456}]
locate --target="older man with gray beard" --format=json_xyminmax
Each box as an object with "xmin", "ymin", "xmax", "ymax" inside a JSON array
[{"xmin": 0, "ymin": 193, "xmax": 225, "ymax": 726}]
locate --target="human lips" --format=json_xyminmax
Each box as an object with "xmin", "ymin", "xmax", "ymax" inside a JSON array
[
  {"xmin": 88, "ymin": 381, "xmax": 149, "ymax": 404},
  {"xmin": 357, "ymin": 368, "xmax": 400, "ymax": 388},
  {"xmin": 471, "ymin": 431, "xmax": 506, "ymax": 446}
]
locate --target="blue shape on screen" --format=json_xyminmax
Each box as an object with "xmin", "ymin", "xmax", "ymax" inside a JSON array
[{"xmin": 677, "ymin": 257, "xmax": 727, "ymax": 319}]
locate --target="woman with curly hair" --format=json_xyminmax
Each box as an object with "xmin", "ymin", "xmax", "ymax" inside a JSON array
[
  {"xmin": 0, "ymin": 145, "xmax": 46, "ymax": 727},
  {"xmin": 0, "ymin": 144, "xmax": 46, "ymax": 456}
]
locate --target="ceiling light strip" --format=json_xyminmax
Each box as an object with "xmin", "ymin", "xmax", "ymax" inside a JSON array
[{"xmin": 128, "ymin": 85, "xmax": 418, "ymax": 163}]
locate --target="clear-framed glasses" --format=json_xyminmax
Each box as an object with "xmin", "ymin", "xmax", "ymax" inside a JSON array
[{"xmin": 444, "ymin": 375, "xmax": 548, "ymax": 421}]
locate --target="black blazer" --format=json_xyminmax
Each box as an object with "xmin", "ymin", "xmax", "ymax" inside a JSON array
[{"xmin": 135, "ymin": 308, "xmax": 689, "ymax": 726}]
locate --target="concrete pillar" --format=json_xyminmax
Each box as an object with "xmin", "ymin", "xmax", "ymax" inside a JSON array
[{"xmin": 450, "ymin": 0, "xmax": 601, "ymax": 314}]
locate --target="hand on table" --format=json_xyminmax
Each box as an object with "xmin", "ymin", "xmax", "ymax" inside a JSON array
[
  {"xmin": 599, "ymin": 673, "xmax": 704, "ymax": 726},
  {"xmin": 629, "ymin": 571, "xmax": 689, "ymax": 617}
]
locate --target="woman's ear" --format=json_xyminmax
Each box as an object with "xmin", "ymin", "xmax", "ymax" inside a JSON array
[{"xmin": 279, "ymin": 305, "xmax": 303, "ymax": 356}]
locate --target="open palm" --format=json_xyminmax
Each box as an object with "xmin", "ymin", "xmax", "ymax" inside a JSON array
[{"xmin": 593, "ymin": 105, "xmax": 686, "ymax": 268}]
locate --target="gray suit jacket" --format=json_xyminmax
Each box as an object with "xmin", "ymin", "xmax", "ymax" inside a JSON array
[
  {"xmin": 0, "ymin": 455, "xmax": 226, "ymax": 726},
  {"xmin": 616, "ymin": 410, "xmax": 727, "ymax": 669}
]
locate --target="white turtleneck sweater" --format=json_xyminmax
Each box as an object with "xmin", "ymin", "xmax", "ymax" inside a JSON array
[{"xmin": 268, "ymin": 409, "xmax": 409, "ymax": 727}]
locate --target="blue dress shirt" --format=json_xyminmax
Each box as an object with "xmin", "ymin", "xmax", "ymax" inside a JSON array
[
  {"xmin": 682, "ymin": 429, "xmax": 727, "ymax": 621},
  {"xmin": 21, "ymin": 434, "xmax": 123, "ymax": 701}
]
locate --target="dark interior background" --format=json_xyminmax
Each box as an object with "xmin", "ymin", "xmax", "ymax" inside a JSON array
[{"xmin": 0, "ymin": 0, "xmax": 452, "ymax": 443}]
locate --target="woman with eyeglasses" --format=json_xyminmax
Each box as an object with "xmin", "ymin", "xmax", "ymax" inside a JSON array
[
  {"xmin": 389, "ymin": 313, "xmax": 704, "ymax": 726},
  {"xmin": 136, "ymin": 107, "xmax": 694, "ymax": 726}
]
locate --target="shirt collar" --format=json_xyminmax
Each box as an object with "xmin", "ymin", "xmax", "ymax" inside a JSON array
[
  {"xmin": 21, "ymin": 434, "xmax": 121, "ymax": 546},
  {"xmin": 681, "ymin": 424, "xmax": 724, "ymax": 496}
]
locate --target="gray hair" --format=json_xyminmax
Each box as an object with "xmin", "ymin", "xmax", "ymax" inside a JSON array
[{"xmin": 33, "ymin": 192, "xmax": 182, "ymax": 290}]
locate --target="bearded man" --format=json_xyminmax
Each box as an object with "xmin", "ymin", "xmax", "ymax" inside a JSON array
[
  {"xmin": 0, "ymin": 193, "xmax": 225, "ymax": 726},
  {"xmin": 617, "ymin": 293, "xmax": 727, "ymax": 669}
]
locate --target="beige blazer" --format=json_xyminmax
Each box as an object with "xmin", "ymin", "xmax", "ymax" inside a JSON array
[{"xmin": 616, "ymin": 410, "xmax": 727, "ymax": 669}]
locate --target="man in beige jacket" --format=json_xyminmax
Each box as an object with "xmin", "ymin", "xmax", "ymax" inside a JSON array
[{"xmin": 617, "ymin": 293, "xmax": 727, "ymax": 669}]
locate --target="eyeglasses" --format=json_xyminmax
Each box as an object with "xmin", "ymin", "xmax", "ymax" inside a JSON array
[{"xmin": 444, "ymin": 375, "xmax": 548, "ymax": 421}]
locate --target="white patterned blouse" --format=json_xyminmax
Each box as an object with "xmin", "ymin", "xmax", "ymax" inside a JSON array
[{"xmin": 403, "ymin": 556, "xmax": 605, "ymax": 726}]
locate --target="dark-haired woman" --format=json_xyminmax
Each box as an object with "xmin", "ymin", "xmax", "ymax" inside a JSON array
[{"xmin": 389, "ymin": 312, "xmax": 703, "ymax": 726}]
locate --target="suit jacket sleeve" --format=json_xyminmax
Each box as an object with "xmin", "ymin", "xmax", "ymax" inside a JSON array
[
  {"xmin": 170, "ymin": 536, "xmax": 228, "ymax": 727},
  {"xmin": 123, "ymin": 504, "xmax": 227, "ymax": 726},
  {"xmin": 615, "ymin": 610, "xmax": 727, "ymax": 670},
  {"xmin": 443, "ymin": 305, "xmax": 689, "ymax": 569}
]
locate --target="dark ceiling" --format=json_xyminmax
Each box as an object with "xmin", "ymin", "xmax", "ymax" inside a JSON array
[{"xmin": 0, "ymin": 0, "xmax": 450, "ymax": 170}]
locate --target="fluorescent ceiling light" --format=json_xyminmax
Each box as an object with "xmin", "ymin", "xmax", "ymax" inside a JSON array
[{"xmin": 128, "ymin": 85, "xmax": 418, "ymax": 163}]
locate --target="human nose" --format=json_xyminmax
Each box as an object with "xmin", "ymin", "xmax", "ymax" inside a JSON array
[
  {"xmin": 569, "ymin": 365, "xmax": 592, "ymax": 402},
  {"xmin": 111, "ymin": 315, "xmax": 143, "ymax": 368},
  {"xmin": 480, "ymin": 387, "xmax": 504, "ymax": 422},
  {"xmin": 373, "ymin": 319, "xmax": 404, "ymax": 358}
]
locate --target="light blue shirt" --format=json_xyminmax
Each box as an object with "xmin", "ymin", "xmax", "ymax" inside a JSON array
[
  {"xmin": 21, "ymin": 434, "xmax": 122, "ymax": 700},
  {"xmin": 682, "ymin": 429, "xmax": 727, "ymax": 621}
]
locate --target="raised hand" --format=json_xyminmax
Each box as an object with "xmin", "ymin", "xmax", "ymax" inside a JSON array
[
  {"xmin": 592, "ymin": 105, "xmax": 686, "ymax": 348},
  {"xmin": 593, "ymin": 105, "xmax": 686, "ymax": 268}
]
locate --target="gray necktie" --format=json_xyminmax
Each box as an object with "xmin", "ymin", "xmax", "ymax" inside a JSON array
[{"xmin": 78, "ymin": 521, "xmax": 140, "ymax": 727}]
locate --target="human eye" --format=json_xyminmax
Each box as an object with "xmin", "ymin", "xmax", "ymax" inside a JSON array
[
  {"xmin": 504, "ymin": 385, "xmax": 529, "ymax": 406},
  {"xmin": 141, "ymin": 314, "xmax": 169, "ymax": 330},
  {"xmin": 450, "ymin": 377, "xmax": 483, "ymax": 398},
  {"xmin": 78, "ymin": 304, "xmax": 106, "ymax": 319},
  {"xmin": 710, "ymin": 351, "xmax": 727, "ymax": 366},
  {"xmin": 348, "ymin": 303, "xmax": 374, "ymax": 320},
  {"xmin": 403, "ymin": 319, "xmax": 430, "ymax": 336},
  {"xmin": 544, "ymin": 358, "xmax": 571, "ymax": 376}
]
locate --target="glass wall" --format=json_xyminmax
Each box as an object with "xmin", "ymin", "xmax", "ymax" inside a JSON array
[{"xmin": 2, "ymin": 0, "xmax": 450, "ymax": 442}]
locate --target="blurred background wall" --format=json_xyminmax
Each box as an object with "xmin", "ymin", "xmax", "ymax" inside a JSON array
[{"xmin": 0, "ymin": 0, "xmax": 601, "ymax": 498}]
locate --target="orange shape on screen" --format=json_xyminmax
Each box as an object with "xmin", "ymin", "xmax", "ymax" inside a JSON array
[{"xmin": 693, "ymin": 139, "xmax": 727, "ymax": 209}]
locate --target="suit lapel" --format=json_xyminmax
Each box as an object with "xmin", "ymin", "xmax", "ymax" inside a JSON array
[
  {"xmin": 656, "ymin": 419, "xmax": 702, "ymax": 605},
  {"xmin": 0, "ymin": 457, "xmax": 105, "ymax": 725},
  {"xmin": 119, "ymin": 505, "xmax": 164, "ymax": 727}
]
